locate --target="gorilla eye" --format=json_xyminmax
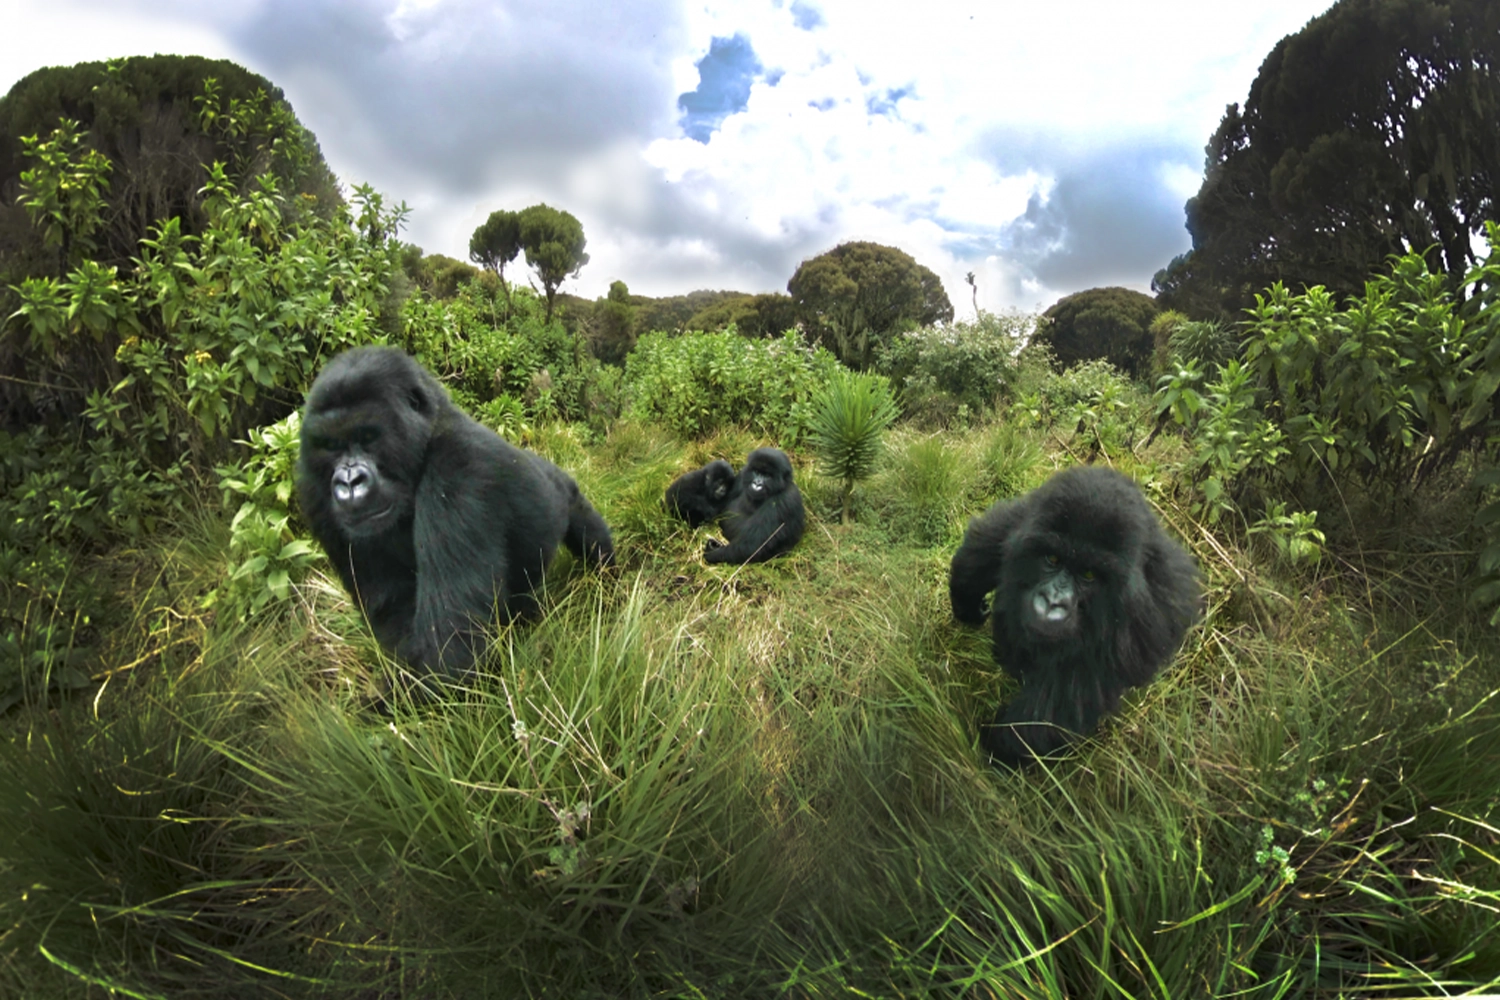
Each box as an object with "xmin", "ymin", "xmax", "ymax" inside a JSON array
[
  {"xmin": 1081, "ymin": 570, "xmax": 1096, "ymax": 581},
  {"xmin": 310, "ymin": 435, "xmax": 337, "ymax": 452},
  {"xmin": 351, "ymin": 427, "xmax": 381, "ymax": 447},
  {"xmin": 1045, "ymin": 554, "xmax": 1060, "ymax": 567}
]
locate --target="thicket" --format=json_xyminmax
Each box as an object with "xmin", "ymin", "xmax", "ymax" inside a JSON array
[
  {"xmin": 877, "ymin": 310, "xmax": 1040, "ymax": 426},
  {"xmin": 1155, "ymin": 229, "xmax": 1500, "ymax": 615},
  {"xmin": 0, "ymin": 91, "xmax": 620, "ymax": 707},
  {"xmin": 623, "ymin": 327, "xmax": 841, "ymax": 442}
]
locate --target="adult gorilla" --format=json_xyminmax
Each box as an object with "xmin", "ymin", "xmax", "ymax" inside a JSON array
[
  {"xmin": 664, "ymin": 459, "xmax": 736, "ymax": 528},
  {"xmin": 704, "ymin": 447, "xmax": 805, "ymax": 564},
  {"xmin": 297, "ymin": 347, "xmax": 614, "ymax": 676},
  {"xmin": 950, "ymin": 465, "xmax": 1201, "ymax": 768}
]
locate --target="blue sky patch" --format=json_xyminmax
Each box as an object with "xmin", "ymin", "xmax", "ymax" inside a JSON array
[
  {"xmin": 790, "ymin": 2, "xmax": 823, "ymax": 30},
  {"xmin": 678, "ymin": 34, "xmax": 763, "ymax": 143},
  {"xmin": 866, "ymin": 86, "xmax": 912, "ymax": 116}
]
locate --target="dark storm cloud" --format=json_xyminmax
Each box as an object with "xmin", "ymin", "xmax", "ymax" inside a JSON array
[
  {"xmin": 993, "ymin": 141, "xmax": 1197, "ymax": 289},
  {"xmin": 678, "ymin": 34, "xmax": 762, "ymax": 143},
  {"xmin": 224, "ymin": 0, "xmax": 686, "ymax": 192}
]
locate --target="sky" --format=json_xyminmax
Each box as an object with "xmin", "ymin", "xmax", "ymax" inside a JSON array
[{"xmin": 3, "ymin": 0, "xmax": 1337, "ymax": 317}]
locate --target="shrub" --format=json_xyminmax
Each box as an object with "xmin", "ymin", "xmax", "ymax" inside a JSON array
[
  {"xmin": 624, "ymin": 329, "xmax": 842, "ymax": 442},
  {"xmin": 808, "ymin": 371, "xmax": 899, "ymax": 523},
  {"xmin": 877, "ymin": 311, "xmax": 1035, "ymax": 425},
  {"xmin": 213, "ymin": 412, "xmax": 318, "ymax": 619}
]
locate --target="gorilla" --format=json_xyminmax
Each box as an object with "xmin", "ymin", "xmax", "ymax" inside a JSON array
[
  {"xmin": 949, "ymin": 465, "xmax": 1201, "ymax": 768},
  {"xmin": 297, "ymin": 347, "xmax": 614, "ymax": 677},
  {"xmin": 704, "ymin": 447, "xmax": 805, "ymax": 564},
  {"xmin": 664, "ymin": 459, "xmax": 737, "ymax": 528}
]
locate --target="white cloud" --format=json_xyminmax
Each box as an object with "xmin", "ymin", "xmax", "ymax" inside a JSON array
[{"xmin": 2, "ymin": 0, "xmax": 1337, "ymax": 313}]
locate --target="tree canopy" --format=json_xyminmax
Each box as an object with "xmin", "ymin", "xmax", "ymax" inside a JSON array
[
  {"xmin": 787, "ymin": 241, "xmax": 953, "ymax": 370},
  {"xmin": 0, "ymin": 55, "xmax": 338, "ymax": 279},
  {"xmin": 516, "ymin": 203, "xmax": 589, "ymax": 323},
  {"xmin": 685, "ymin": 291, "xmax": 797, "ymax": 339},
  {"xmin": 468, "ymin": 208, "xmax": 522, "ymax": 311},
  {"xmin": 1157, "ymin": 0, "xmax": 1500, "ymax": 317},
  {"xmin": 1036, "ymin": 287, "xmax": 1159, "ymax": 379}
]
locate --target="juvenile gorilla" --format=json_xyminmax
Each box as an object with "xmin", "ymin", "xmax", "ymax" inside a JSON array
[
  {"xmin": 704, "ymin": 448, "xmax": 805, "ymax": 564},
  {"xmin": 664, "ymin": 459, "xmax": 736, "ymax": 527},
  {"xmin": 949, "ymin": 465, "xmax": 1201, "ymax": 768},
  {"xmin": 298, "ymin": 347, "xmax": 614, "ymax": 676}
]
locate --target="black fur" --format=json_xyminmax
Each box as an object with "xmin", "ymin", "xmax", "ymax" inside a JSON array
[
  {"xmin": 664, "ymin": 459, "xmax": 737, "ymax": 528},
  {"xmin": 949, "ymin": 465, "xmax": 1201, "ymax": 768},
  {"xmin": 704, "ymin": 447, "xmax": 805, "ymax": 564},
  {"xmin": 297, "ymin": 347, "xmax": 613, "ymax": 676}
]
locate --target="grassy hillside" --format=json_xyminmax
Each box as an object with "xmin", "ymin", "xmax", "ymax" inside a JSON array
[{"xmin": 3, "ymin": 418, "xmax": 1496, "ymax": 999}]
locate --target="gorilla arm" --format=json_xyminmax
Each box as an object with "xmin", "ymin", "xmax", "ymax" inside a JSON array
[
  {"xmin": 980, "ymin": 665, "xmax": 1124, "ymax": 768},
  {"xmin": 1112, "ymin": 522, "xmax": 1204, "ymax": 688},
  {"xmin": 704, "ymin": 487, "xmax": 804, "ymax": 563},
  {"xmin": 948, "ymin": 499, "xmax": 1027, "ymax": 626}
]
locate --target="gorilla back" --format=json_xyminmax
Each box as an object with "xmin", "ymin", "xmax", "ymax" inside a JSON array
[
  {"xmin": 297, "ymin": 347, "xmax": 613, "ymax": 676},
  {"xmin": 949, "ymin": 465, "xmax": 1201, "ymax": 768}
]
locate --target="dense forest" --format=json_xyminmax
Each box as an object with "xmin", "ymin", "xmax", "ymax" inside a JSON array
[{"xmin": 2, "ymin": 0, "xmax": 1500, "ymax": 995}]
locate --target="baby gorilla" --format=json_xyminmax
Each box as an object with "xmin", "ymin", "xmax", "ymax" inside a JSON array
[
  {"xmin": 949, "ymin": 465, "xmax": 1201, "ymax": 768},
  {"xmin": 298, "ymin": 347, "xmax": 613, "ymax": 677},
  {"xmin": 704, "ymin": 447, "xmax": 805, "ymax": 564},
  {"xmin": 664, "ymin": 459, "xmax": 737, "ymax": 528}
]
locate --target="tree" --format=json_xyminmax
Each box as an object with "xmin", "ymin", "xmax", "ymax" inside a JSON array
[
  {"xmin": 1036, "ymin": 287, "xmax": 1159, "ymax": 379},
  {"xmin": 787, "ymin": 241, "xmax": 953, "ymax": 370},
  {"xmin": 516, "ymin": 203, "xmax": 589, "ymax": 324},
  {"xmin": 685, "ymin": 291, "xmax": 797, "ymax": 338},
  {"xmin": 468, "ymin": 209, "xmax": 522, "ymax": 314},
  {"xmin": 592, "ymin": 279, "xmax": 636, "ymax": 364},
  {"xmin": 0, "ymin": 56, "xmax": 338, "ymax": 278},
  {"xmin": 1160, "ymin": 0, "xmax": 1500, "ymax": 316}
]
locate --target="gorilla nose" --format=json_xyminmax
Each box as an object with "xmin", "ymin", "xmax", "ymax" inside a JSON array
[{"xmin": 333, "ymin": 464, "xmax": 372, "ymax": 505}]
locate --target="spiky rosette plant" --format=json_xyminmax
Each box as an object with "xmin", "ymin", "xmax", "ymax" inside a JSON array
[{"xmin": 809, "ymin": 370, "xmax": 899, "ymax": 523}]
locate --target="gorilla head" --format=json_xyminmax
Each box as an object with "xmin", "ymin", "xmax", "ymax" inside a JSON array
[
  {"xmin": 664, "ymin": 458, "xmax": 737, "ymax": 528},
  {"xmin": 300, "ymin": 349, "xmax": 435, "ymax": 541},
  {"xmin": 298, "ymin": 347, "xmax": 614, "ymax": 677},
  {"xmin": 950, "ymin": 465, "xmax": 1201, "ymax": 768},
  {"xmin": 704, "ymin": 447, "xmax": 805, "ymax": 564}
]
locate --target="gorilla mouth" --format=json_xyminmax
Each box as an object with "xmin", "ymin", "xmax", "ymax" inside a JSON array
[
  {"xmin": 344, "ymin": 503, "xmax": 397, "ymax": 535},
  {"xmin": 1033, "ymin": 595, "xmax": 1069, "ymax": 621}
]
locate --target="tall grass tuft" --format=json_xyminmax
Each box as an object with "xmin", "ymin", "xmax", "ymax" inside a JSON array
[
  {"xmin": 808, "ymin": 370, "xmax": 899, "ymax": 524},
  {"xmin": 870, "ymin": 432, "xmax": 970, "ymax": 546}
]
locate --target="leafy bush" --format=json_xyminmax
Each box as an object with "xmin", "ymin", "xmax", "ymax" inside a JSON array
[
  {"xmin": 399, "ymin": 280, "xmax": 620, "ymax": 431},
  {"xmin": 1167, "ymin": 319, "xmax": 1235, "ymax": 375},
  {"xmin": 1019, "ymin": 359, "xmax": 1150, "ymax": 458},
  {"xmin": 624, "ymin": 328, "xmax": 842, "ymax": 442},
  {"xmin": 808, "ymin": 370, "xmax": 899, "ymax": 523},
  {"xmin": 877, "ymin": 311, "xmax": 1035, "ymax": 425},
  {"xmin": 213, "ymin": 412, "xmax": 317, "ymax": 619}
]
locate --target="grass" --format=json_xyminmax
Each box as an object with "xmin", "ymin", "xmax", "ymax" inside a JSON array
[{"xmin": 2, "ymin": 418, "xmax": 1499, "ymax": 998}]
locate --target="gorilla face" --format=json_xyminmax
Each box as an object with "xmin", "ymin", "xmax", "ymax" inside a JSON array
[
  {"xmin": 740, "ymin": 458, "xmax": 779, "ymax": 503},
  {"xmin": 1023, "ymin": 554, "xmax": 1094, "ymax": 640},
  {"xmin": 664, "ymin": 458, "xmax": 738, "ymax": 528},
  {"xmin": 708, "ymin": 468, "xmax": 734, "ymax": 503},
  {"xmin": 300, "ymin": 354, "xmax": 432, "ymax": 540}
]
